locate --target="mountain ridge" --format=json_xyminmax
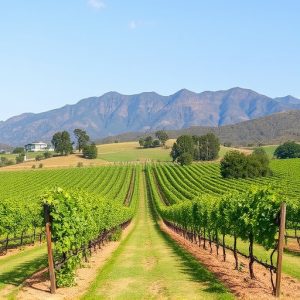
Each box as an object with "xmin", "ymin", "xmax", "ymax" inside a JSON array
[{"xmin": 0, "ymin": 87, "xmax": 300, "ymax": 146}]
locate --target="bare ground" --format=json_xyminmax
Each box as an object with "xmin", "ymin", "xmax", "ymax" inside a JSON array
[
  {"xmin": 17, "ymin": 222, "xmax": 134, "ymax": 300},
  {"xmin": 160, "ymin": 222, "xmax": 300, "ymax": 300}
]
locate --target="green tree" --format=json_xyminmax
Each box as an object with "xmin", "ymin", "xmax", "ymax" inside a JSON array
[
  {"xmin": 51, "ymin": 131, "xmax": 73, "ymax": 156},
  {"xmin": 138, "ymin": 138, "xmax": 145, "ymax": 147},
  {"xmin": 177, "ymin": 152, "xmax": 193, "ymax": 166},
  {"xmin": 193, "ymin": 133, "xmax": 220, "ymax": 161},
  {"xmin": 152, "ymin": 139, "xmax": 161, "ymax": 148},
  {"xmin": 155, "ymin": 130, "xmax": 169, "ymax": 146},
  {"xmin": 274, "ymin": 141, "xmax": 300, "ymax": 159},
  {"xmin": 143, "ymin": 136, "xmax": 153, "ymax": 148},
  {"xmin": 74, "ymin": 129, "xmax": 90, "ymax": 152},
  {"xmin": 170, "ymin": 135, "xmax": 194, "ymax": 162},
  {"xmin": 83, "ymin": 143, "xmax": 98, "ymax": 159},
  {"xmin": 16, "ymin": 153, "xmax": 25, "ymax": 164}
]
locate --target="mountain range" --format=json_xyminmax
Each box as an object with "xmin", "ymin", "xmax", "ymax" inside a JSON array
[
  {"xmin": 1, "ymin": 87, "xmax": 300, "ymax": 146},
  {"xmin": 101, "ymin": 110, "xmax": 300, "ymax": 146}
]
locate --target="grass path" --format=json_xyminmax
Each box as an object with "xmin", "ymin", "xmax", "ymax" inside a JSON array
[
  {"xmin": 0, "ymin": 245, "xmax": 47, "ymax": 298},
  {"xmin": 83, "ymin": 170, "xmax": 233, "ymax": 300}
]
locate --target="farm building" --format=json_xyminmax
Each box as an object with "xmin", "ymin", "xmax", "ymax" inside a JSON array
[{"xmin": 24, "ymin": 142, "xmax": 54, "ymax": 152}]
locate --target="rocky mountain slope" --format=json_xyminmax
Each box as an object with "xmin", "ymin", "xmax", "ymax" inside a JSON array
[{"xmin": 1, "ymin": 87, "xmax": 300, "ymax": 146}]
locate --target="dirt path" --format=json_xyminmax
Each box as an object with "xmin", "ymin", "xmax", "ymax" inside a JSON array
[{"xmin": 82, "ymin": 171, "xmax": 232, "ymax": 300}]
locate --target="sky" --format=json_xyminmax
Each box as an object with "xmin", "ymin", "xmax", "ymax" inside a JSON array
[{"xmin": 0, "ymin": 0, "xmax": 300, "ymax": 121}]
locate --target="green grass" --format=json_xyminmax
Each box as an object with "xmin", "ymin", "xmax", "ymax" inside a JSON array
[
  {"xmin": 0, "ymin": 245, "xmax": 47, "ymax": 297},
  {"xmin": 83, "ymin": 171, "xmax": 233, "ymax": 300}
]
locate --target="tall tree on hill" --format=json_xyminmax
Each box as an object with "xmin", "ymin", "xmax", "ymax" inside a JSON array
[
  {"xmin": 155, "ymin": 130, "xmax": 169, "ymax": 146},
  {"xmin": 74, "ymin": 129, "xmax": 90, "ymax": 152},
  {"xmin": 193, "ymin": 133, "xmax": 220, "ymax": 161},
  {"xmin": 52, "ymin": 131, "xmax": 73, "ymax": 156},
  {"xmin": 170, "ymin": 135, "xmax": 194, "ymax": 162}
]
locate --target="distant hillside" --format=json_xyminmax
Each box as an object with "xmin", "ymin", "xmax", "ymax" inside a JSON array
[
  {"xmin": 0, "ymin": 143, "xmax": 12, "ymax": 152},
  {"xmin": 1, "ymin": 87, "xmax": 300, "ymax": 146},
  {"xmin": 100, "ymin": 110, "xmax": 300, "ymax": 146}
]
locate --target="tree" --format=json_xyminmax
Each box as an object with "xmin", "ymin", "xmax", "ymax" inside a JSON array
[
  {"xmin": 220, "ymin": 149, "xmax": 271, "ymax": 179},
  {"xmin": 51, "ymin": 131, "xmax": 73, "ymax": 156},
  {"xmin": 138, "ymin": 138, "xmax": 145, "ymax": 147},
  {"xmin": 155, "ymin": 130, "xmax": 169, "ymax": 146},
  {"xmin": 193, "ymin": 133, "xmax": 220, "ymax": 161},
  {"xmin": 152, "ymin": 139, "xmax": 161, "ymax": 148},
  {"xmin": 143, "ymin": 136, "xmax": 153, "ymax": 148},
  {"xmin": 177, "ymin": 152, "xmax": 193, "ymax": 166},
  {"xmin": 274, "ymin": 141, "xmax": 300, "ymax": 159},
  {"xmin": 12, "ymin": 147, "xmax": 25, "ymax": 154},
  {"xmin": 83, "ymin": 143, "xmax": 98, "ymax": 159},
  {"xmin": 74, "ymin": 129, "xmax": 90, "ymax": 152},
  {"xmin": 170, "ymin": 135, "xmax": 194, "ymax": 162}
]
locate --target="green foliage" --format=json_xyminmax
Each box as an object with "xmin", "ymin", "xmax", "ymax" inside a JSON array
[
  {"xmin": 220, "ymin": 148, "xmax": 271, "ymax": 179},
  {"xmin": 139, "ymin": 136, "xmax": 161, "ymax": 148},
  {"xmin": 35, "ymin": 154, "xmax": 44, "ymax": 161},
  {"xmin": 274, "ymin": 141, "xmax": 300, "ymax": 159},
  {"xmin": 171, "ymin": 133, "xmax": 220, "ymax": 162},
  {"xmin": 0, "ymin": 157, "xmax": 15, "ymax": 167},
  {"xmin": 155, "ymin": 130, "xmax": 169, "ymax": 146},
  {"xmin": 16, "ymin": 153, "xmax": 25, "ymax": 164},
  {"xmin": 44, "ymin": 151, "xmax": 52, "ymax": 159},
  {"xmin": 51, "ymin": 131, "xmax": 73, "ymax": 156},
  {"xmin": 13, "ymin": 147, "xmax": 25, "ymax": 154},
  {"xmin": 74, "ymin": 129, "xmax": 90, "ymax": 152},
  {"xmin": 193, "ymin": 133, "xmax": 220, "ymax": 161},
  {"xmin": 42, "ymin": 185, "xmax": 136, "ymax": 286},
  {"xmin": 177, "ymin": 152, "xmax": 193, "ymax": 166},
  {"xmin": 83, "ymin": 142, "xmax": 98, "ymax": 159},
  {"xmin": 170, "ymin": 135, "xmax": 194, "ymax": 161}
]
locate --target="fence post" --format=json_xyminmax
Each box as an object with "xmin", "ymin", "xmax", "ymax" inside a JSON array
[
  {"xmin": 275, "ymin": 202, "xmax": 286, "ymax": 298},
  {"xmin": 44, "ymin": 204, "xmax": 56, "ymax": 294}
]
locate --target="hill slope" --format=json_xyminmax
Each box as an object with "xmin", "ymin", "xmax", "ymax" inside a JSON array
[
  {"xmin": 101, "ymin": 110, "xmax": 300, "ymax": 146},
  {"xmin": 1, "ymin": 87, "xmax": 300, "ymax": 145}
]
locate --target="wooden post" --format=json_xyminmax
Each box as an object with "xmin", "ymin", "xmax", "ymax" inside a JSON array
[
  {"xmin": 44, "ymin": 204, "xmax": 56, "ymax": 294},
  {"xmin": 275, "ymin": 202, "xmax": 286, "ymax": 298}
]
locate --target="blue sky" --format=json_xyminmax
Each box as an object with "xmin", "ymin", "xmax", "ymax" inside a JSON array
[{"xmin": 0, "ymin": 0, "xmax": 299, "ymax": 121}]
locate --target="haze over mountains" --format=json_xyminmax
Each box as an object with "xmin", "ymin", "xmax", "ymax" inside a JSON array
[{"xmin": 1, "ymin": 87, "xmax": 300, "ymax": 146}]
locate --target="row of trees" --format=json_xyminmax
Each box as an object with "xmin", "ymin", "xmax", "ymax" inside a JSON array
[
  {"xmin": 139, "ymin": 130, "xmax": 169, "ymax": 149},
  {"xmin": 220, "ymin": 148, "xmax": 271, "ymax": 179},
  {"xmin": 51, "ymin": 129, "xmax": 97, "ymax": 159},
  {"xmin": 170, "ymin": 133, "xmax": 220, "ymax": 165}
]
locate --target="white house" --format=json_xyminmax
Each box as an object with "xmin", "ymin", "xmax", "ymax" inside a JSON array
[{"xmin": 24, "ymin": 142, "xmax": 54, "ymax": 152}]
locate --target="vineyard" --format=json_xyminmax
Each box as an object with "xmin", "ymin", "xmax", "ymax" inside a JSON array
[
  {"xmin": 145, "ymin": 159, "xmax": 300, "ymax": 294},
  {"xmin": 0, "ymin": 159, "xmax": 299, "ymax": 299}
]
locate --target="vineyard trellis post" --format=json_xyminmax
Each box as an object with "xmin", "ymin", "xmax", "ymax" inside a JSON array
[
  {"xmin": 275, "ymin": 202, "xmax": 286, "ymax": 298},
  {"xmin": 44, "ymin": 204, "xmax": 56, "ymax": 294}
]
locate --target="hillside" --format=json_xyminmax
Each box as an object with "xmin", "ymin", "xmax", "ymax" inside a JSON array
[
  {"xmin": 1, "ymin": 87, "xmax": 300, "ymax": 146},
  {"xmin": 101, "ymin": 110, "xmax": 300, "ymax": 146}
]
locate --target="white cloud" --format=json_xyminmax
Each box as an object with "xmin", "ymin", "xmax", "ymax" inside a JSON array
[
  {"xmin": 88, "ymin": 0, "xmax": 106, "ymax": 10},
  {"xmin": 129, "ymin": 20, "xmax": 137, "ymax": 30}
]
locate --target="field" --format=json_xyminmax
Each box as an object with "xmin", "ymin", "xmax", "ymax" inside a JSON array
[
  {"xmin": 97, "ymin": 140, "xmax": 252, "ymax": 162},
  {"xmin": 0, "ymin": 151, "xmax": 299, "ymax": 299}
]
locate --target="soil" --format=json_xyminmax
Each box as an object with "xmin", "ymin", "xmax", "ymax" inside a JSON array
[
  {"xmin": 160, "ymin": 221, "xmax": 300, "ymax": 300},
  {"xmin": 17, "ymin": 222, "xmax": 134, "ymax": 300}
]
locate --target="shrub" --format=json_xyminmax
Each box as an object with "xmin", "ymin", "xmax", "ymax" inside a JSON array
[
  {"xmin": 44, "ymin": 152, "xmax": 52, "ymax": 159},
  {"xmin": 32, "ymin": 165, "xmax": 36, "ymax": 169},
  {"xmin": 35, "ymin": 154, "xmax": 44, "ymax": 161},
  {"xmin": 39, "ymin": 163, "xmax": 43, "ymax": 168},
  {"xmin": 274, "ymin": 141, "xmax": 300, "ymax": 159},
  {"xmin": 16, "ymin": 153, "xmax": 25, "ymax": 164},
  {"xmin": 77, "ymin": 162, "xmax": 83, "ymax": 167}
]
